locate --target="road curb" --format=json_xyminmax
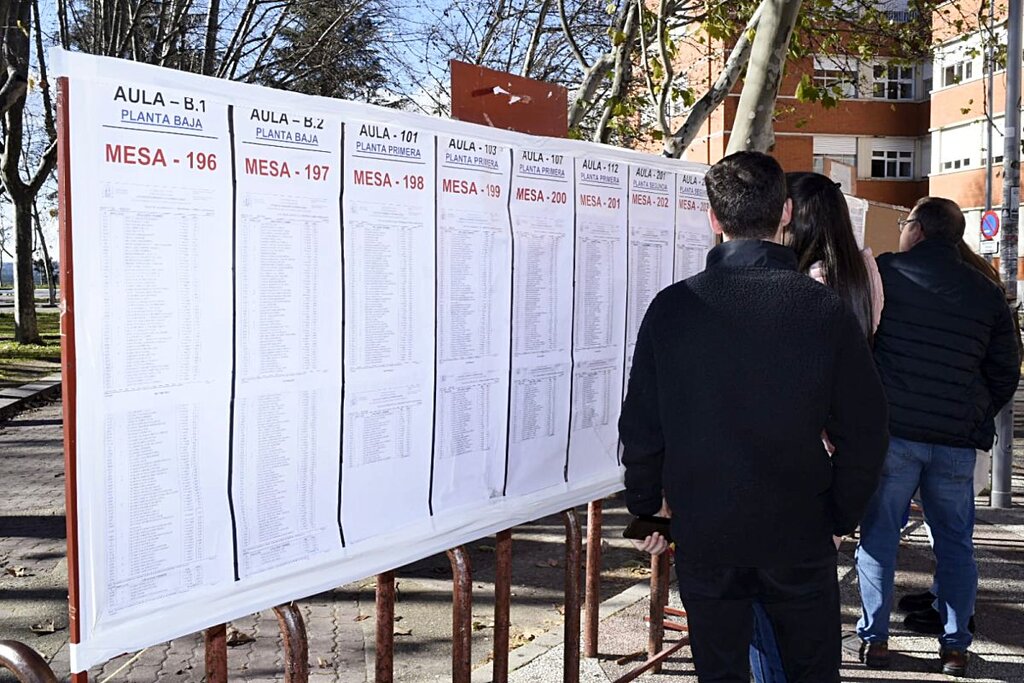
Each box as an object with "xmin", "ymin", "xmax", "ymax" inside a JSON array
[{"xmin": 0, "ymin": 373, "xmax": 62, "ymax": 422}]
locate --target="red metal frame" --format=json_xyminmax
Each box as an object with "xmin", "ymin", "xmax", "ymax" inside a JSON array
[
  {"xmin": 447, "ymin": 546, "xmax": 473, "ymax": 683},
  {"xmin": 375, "ymin": 571, "xmax": 395, "ymax": 683},
  {"xmin": 583, "ymin": 501, "xmax": 602, "ymax": 658},
  {"xmin": 492, "ymin": 529, "xmax": 513, "ymax": 683},
  {"xmin": 205, "ymin": 624, "xmax": 228, "ymax": 683},
  {"xmin": 56, "ymin": 75, "xmax": 88, "ymax": 683}
]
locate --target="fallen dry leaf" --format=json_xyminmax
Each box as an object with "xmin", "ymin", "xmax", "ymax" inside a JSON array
[
  {"xmin": 393, "ymin": 627, "xmax": 413, "ymax": 636},
  {"xmin": 353, "ymin": 614, "xmax": 370, "ymax": 622},
  {"xmin": 225, "ymin": 628, "xmax": 255, "ymax": 646},
  {"xmin": 5, "ymin": 567, "xmax": 31, "ymax": 578},
  {"xmin": 615, "ymin": 650, "xmax": 646, "ymax": 665},
  {"xmin": 29, "ymin": 620, "xmax": 58, "ymax": 635},
  {"xmin": 317, "ymin": 656, "xmax": 330, "ymax": 668}
]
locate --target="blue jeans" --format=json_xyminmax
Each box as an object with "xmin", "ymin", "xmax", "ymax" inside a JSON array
[
  {"xmin": 750, "ymin": 601, "xmax": 788, "ymax": 683},
  {"xmin": 856, "ymin": 437, "xmax": 977, "ymax": 651}
]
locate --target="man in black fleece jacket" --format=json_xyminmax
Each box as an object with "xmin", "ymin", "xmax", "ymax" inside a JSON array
[{"xmin": 619, "ymin": 151, "xmax": 889, "ymax": 683}]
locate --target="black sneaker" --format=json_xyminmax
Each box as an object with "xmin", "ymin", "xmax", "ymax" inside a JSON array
[
  {"xmin": 904, "ymin": 607, "xmax": 976, "ymax": 635},
  {"xmin": 897, "ymin": 589, "xmax": 935, "ymax": 613},
  {"xmin": 842, "ymin": 631, "xmax": 890, "ymax": 669}
]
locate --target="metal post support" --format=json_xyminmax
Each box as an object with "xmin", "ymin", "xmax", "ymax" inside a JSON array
[
  {"xmin": 492, "ymin": 530, "xmax": 513, "ymax": 683},
  {"xmin": 0, "ymin": 641, "xmax": 59, "ymax": 683},
  {"xmin": 647, "ymin": 553, "xmax": 669, "ymax": 674},
  {"xmin": 561, "ymin": 509, "xmax": 583, "ymax": 683},
  {"xmin": 204, "ymin": 624, "xmax": 228, "ymax": 683},
  {"xmin": 447, "ymin": 546, "xmax": 473, "ymax": 683},
  {"xmin": 375, "ymin": 572, "xmax": 396, "ymax": 683},
  {"xmin": 273, "ymin": 603, "xmax": 310, "ymax": 683},
  {"xmin": 583, "ymin": 500, "xmax": 603, "ymax": 658},
  {"xmin": 994, "ymin": 0, "xmax": 1023, "ymax": 509}
]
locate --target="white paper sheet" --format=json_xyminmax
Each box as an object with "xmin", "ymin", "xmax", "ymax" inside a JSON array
[
  {"xmin": 431, "ymin": 136, "xmax": 513, "ymax": 512},
  {"xmin": 674, "ymin": 171, "xmax": 713, "ymax": 282},
  {"xmin": 68, "ymin": 77, "xmax": 237, "ymax": 630},
  {"xmin": 624, "ymin": 165, "xmax": 676, "ymax": 392},
  {"xmin": 844, "ymin": 194, "xmax": 869, "ymax": 250},
  {"xmin": 54, "ymin": 48, "xmax": 709, "ymax": 673},
  {"xmin": 504, "ymin": 148, "xmax": 575, "ymax": 496},
  {"xmin": 567, "ymin": 158, "xmax": 628, "ymax": 480},
  {"xmin": 339, "ymin": 121, "xmax": 436, "ymax": 542},
  {"xmin": 229, "ymin": 102, "xmax": 344, "ymax": 577}
]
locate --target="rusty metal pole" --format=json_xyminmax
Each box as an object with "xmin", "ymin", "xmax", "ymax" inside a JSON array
[
  {"xmin": 562, "ymin": 508, "xmax": 582, "ymax": 683},
  {"xmin": 0, "ymin": 641, "xmax": 59, "ymax": 683},
  {"xmin": 375, "ymin": 571, "xmax": 396, "ymax": 683},
  {"xmin": 583, "ymin": 500, "xmax": 603, "ymax": 658},
  {"xmin": 493, "ymin": 530, "xmax": 513, "ymax": 683},
  {"xmin": 647, "ymin": 553, "xmax": 669, "ymax": 674},
  {"xmin": 204, "ymin": 624, "xmax": 228, "ymax": 683},
  {"xmin": 447, "ymin": 547, "xmax": 473, "ymax": 683},
  {"xmin": 273, "ymin": 603, "xmax": 310, "ymax": 683}
]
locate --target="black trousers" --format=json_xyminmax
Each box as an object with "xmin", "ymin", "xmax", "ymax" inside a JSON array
[{"xmin": 675, "ymin": 549, "xmax": 841, "ymax": 683}]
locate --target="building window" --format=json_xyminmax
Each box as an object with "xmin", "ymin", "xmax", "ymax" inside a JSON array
[
  {"xmin": 871, "ymin": 149, "xmax": 913, "ymax": 178},
  {"xmin": 942, "ymin": 60, "xmax": 973, "ymax": 87},
  {"xmin": 872, "ymin": 64, "xmax": 915, "ymax": 100},
  {"xmin": 812, "ymin": 154, "xmax": 856, "ymax": 174},
  {"xmin": 813, "ymin": 67, "xmax": 857, "ymax": 98}
]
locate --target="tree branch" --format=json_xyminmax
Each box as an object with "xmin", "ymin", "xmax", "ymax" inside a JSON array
[
  {"xmin": 558, "ymin": 0, "xmax": 588, "ymax": 69},
  {"xmin": 27, "ymin": 139, "xmax": 55, "ymax": 197},
  {"xmin": 0, "ymin": 67, "xmax": 27, "ymax": 120},
  {"xmin": 521, "ymin": 0, "xmax": 553, "ymax": 77},
  {"xmin": 664, "ymin": 0, "xmax": 764, "ymax": 157}
]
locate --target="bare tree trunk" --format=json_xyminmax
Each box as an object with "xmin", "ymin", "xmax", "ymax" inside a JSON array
[
  {"xmin": 13, "ymin": 196, "xmax": 40, "ymax": 342},
  {"xmin": 725, "ymin": 0, "xmax": 802, "ymax": 153},
  {"xmin": 32, "ymin": 200, "xmax": 55, "ymax": 306},
  {"xmin": 1, "ymin": 0, "xmax": 54, "ymax": 343}
]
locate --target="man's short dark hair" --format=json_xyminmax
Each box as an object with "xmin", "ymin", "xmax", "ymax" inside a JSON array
[
  {"xmin": 912, "ymin": 197, "xmax": 965, "ymax": 243},
  {"xmin": 704, "ymin": 151, "xmax": 787, "ymax": 239}
]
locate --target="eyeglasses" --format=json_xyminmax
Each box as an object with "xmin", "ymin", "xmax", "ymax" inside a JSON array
[{"xmin": 897, "ymin": 217, "xmax": 918, "ymax": 232}]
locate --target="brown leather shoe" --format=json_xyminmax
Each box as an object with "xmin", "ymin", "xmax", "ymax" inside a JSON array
[
  {"xmin": 940, "ymin": 648, "xmax": 970, "ymax": 676},
  {"xmin": 842, "ymin": 632, "xmax": 890, "ymax": 669},
  {"xmin": 864, "ymin": 641, "xmax": 890, "ymax": 669}
]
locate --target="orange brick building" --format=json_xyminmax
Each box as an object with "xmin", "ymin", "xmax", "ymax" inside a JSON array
[
  {"xmin": 678, "ymin": 22, "xmax": 932, "ymax": 209},
  {"xmin": 927, "ymin": 0, "xmax": 1014, "ymax": 253},
  {"xmin": 667, "ymin": 0, "xmax": 1019, "ymax": 246}
]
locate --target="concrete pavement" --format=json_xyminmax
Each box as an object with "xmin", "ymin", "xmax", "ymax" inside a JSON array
[{"xmin": 1, "ymin": 399, "xmax": 1022, "ymax": 682}]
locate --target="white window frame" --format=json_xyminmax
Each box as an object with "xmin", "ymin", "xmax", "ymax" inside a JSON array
[
  {"xmin": 813, "ymin": 57, "xmax": 858, "ymax": 98},
  {"xmin": 870, "ymin": 140, "xmax": 915, "ymax": 179},
  {"xmin": 871, "ymin": 62, "xmax": 915, "ymax": 101}
]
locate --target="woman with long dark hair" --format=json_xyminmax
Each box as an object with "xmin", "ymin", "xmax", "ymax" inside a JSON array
[
  {"xmin": 749, "ymin": 172, "xmax": 884, "ymax": 683},
  {"xmin": 785, "ymin": 172, "xmax": 882, "ymax": 341}
]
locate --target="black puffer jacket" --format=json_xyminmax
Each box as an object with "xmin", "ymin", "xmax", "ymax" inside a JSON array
[{"xmin": 874, "ymin": 238, "xmax": 1021, "ymax": 450}]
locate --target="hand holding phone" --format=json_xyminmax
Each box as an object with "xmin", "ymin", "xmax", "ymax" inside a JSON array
[{"xmin": 623, "ymin": 515, "xmax": 672, "ymax": 545}]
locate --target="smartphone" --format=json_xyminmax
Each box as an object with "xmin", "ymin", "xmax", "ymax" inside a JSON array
[{"xmin": 622, "ymin": 515, "xmax": 672, "ymax": 544}]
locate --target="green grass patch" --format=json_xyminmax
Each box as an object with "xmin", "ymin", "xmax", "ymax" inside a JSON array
[{"xmin": 0, "ymin": 310, "xmax": 61, "ymax": 388}]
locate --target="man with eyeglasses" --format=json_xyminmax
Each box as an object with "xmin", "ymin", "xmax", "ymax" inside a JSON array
[{"xmin": 847, "ymin": 197, "xmax": 1020, "ymax": 676}]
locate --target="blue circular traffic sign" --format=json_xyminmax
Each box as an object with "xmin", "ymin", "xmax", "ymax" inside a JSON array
[{"xmin": 982, "ymin": 211, "xmax": 1000, "ymax": 239}]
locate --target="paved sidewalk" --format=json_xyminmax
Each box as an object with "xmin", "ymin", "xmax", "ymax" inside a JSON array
[{"xmin": 1, "ymin": 400, "xmax": 1023, "ymax": 682}]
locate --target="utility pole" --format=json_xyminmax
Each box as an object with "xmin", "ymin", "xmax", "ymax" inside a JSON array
[
  {"xmin": 993, "ymin": 0, "xmax": 1022, "ymax": 509},
  {"xmin": 985, "ymin": 0, "xmax": 996, "ymax": 215}
]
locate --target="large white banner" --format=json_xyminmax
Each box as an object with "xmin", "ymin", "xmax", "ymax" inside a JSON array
[{"xmin": 53, "ymin": 49, "xmax": 711, "ymax": 672}]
